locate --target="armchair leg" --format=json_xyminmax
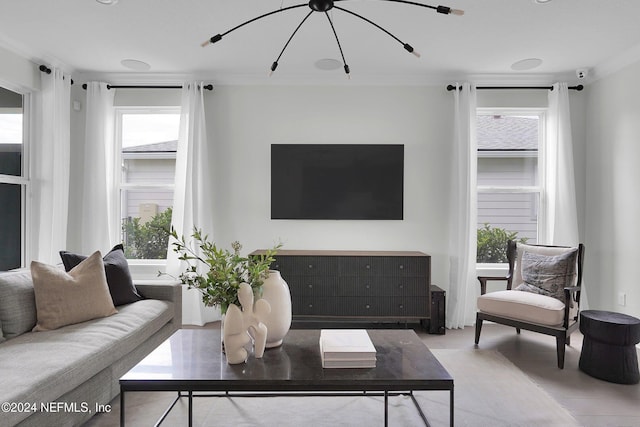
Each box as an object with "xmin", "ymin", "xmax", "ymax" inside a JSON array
[
  {"xmin": 556, "ymin": 336, "xmax": 566, "ymax": 369},
  {"xmin": 475, "ymin": 316, "xmax": 483, "ymax": 345},
  {"xmin": 516, "ymin": 328, "xmax": 521, "ymax": 334}
]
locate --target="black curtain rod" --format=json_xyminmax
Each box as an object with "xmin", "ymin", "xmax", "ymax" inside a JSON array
[
  {"xmin": 39, "ymin": 65, "xmax": 74, "ymax": 85},
  {"xmin": 80, "ymin": 84, "xmax": 214, "ymax": 91},
  {"xmin": 446, "ymin": 84, "xmax": 584, "ymax": 91}
]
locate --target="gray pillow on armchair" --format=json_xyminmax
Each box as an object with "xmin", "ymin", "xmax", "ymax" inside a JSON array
[{"xmin": 515, "ymin": 249, "xmax": 578, "ymax": 303}]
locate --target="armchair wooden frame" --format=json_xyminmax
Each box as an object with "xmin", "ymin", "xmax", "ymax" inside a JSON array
[{"xmin": 475, "ymin": 240, "xmax": 585, "ymax": 369}]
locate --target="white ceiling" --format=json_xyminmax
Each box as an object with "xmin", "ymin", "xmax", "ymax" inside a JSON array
[{"xmin": 2, "ymin": 0, "xmax": 640, "ymax": 85}]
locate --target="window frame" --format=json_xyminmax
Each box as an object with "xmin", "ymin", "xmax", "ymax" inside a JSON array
[
  {"xmin": 114, "ymin": 106, "xmax": 180, "ymax": 265},
  {"xmin": 476, "ymin": 107, "xmax": 547, "ymax": 267},
  {"xmin": 0, "ymin": 92, "xmax": 30, "ymax": 269}
]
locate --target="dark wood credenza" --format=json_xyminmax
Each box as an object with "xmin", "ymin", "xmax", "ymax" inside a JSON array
[{"xmin": 250, "ymin": 250, "xmax": 431, "ymax": 323}]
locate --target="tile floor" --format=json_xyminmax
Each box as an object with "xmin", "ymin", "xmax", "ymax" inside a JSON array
[{"xmin": 418, "ymin": 323, "xmax": 640, "ymax": 427}]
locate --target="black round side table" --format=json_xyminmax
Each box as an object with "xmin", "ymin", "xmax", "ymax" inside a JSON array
[{"xmin": 579, "ymin": 310, "xmax": 640, "ymax": 384}]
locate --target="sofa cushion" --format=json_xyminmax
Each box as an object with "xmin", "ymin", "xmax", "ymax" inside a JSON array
[
  {"xmin": 0, "ymin": 299, "xmax": 174, "ymax": 426},
  {"xmin": 0, "ymin": 319, "xmax": 4, "ymax": 343},
  {"xmin": 477, "ymin": 290, "xmax": 565, "ymax": 326},
  {"xmin": 0, "ymin": 268, "xmax": 37, "ymax": 339},
  {"xmin": 60, "ymin": 244, "xmax": 142, "ymax": 306},
  {"xmin": 515, "ymin": 249, "xmax": 578, "ymax": 303},
  {"xmin": 31, "ymin": 251, "xmax": 118, "ymax": 331}
]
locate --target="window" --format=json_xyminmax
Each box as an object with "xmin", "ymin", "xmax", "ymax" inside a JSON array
[
  {"xmin": 0, "ymin": 87, "xmax": 28, "ymax": 270},
  {"xmin": 116, "ymin": 108, "xmax": 180, "ymax": 260},
  {"xmin": 476, "ymin": 110, "xmax": 545, "ymax": 263}
]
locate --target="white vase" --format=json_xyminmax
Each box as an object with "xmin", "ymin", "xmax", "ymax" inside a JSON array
[{"xmin": 260, "ymin": 270, "xmax": 292, "ymax": 348}]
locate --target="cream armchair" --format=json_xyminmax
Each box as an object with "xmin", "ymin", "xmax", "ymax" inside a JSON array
[{"xmin": 475, "ymin": 240, "xmax": 585, "ymax": 369}]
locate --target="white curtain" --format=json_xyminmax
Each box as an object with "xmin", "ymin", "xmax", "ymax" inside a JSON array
[
  {"xmin": 166, "ymin": 82, "xmax": 218, "ymax": 326},
  {"xmin": 30, "ymin": 68, "xmax": 71, "ymax": 263},
  {"xmin": 80, "ymin": 82, "xmax": 118, "ymax": 254},
  {"xmin": 447, "ymin": 83, "xmax": 478, "ymax": 329},
  {"xmin": 545, "ymin": 82, "xmax": 587, "ymax": 307},
  {"xmin": 544, "ymin": 83, "xmax": 579, "ymax": 245}
]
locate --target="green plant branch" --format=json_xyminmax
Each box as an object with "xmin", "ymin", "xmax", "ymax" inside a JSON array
[{"xmin": 161, "ymin": 226, "xmax": 282, "ymax": 313}]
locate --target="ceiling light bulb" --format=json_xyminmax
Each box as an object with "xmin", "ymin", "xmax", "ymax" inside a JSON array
[
  {"xmin": 412, "ymin": 50, "xmax": 421, "ymax": 58},
  {"xmin": 450, "ymin": 9, "xmax": 464, "ymax": 15}
]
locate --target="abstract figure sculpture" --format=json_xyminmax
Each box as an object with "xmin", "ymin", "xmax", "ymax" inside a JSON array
[{"xmin": 223, "ymin": 282, "xmax": 271, "ymax": 364}]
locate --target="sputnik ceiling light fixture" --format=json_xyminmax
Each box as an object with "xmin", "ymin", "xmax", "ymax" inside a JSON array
[{"xmin": 202, "ymin": 0, "xmax": 464, "ymax": 78}]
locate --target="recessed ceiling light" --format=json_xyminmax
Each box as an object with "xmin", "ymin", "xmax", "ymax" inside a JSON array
[
  {"xmin": 96, "ymin": 0, "xmax": 119, "ymax": 4},
  {"xmin": 315, "ymin": 58, "xmax": 342, "ymax": 71},
  {"xmin": 533, "ymin": 0, "xmax": 552, "ymax": 4},
  {"xmin": 120, "ymin": 59, "xmax": 151, "ymax": 71},
  {"xmin": 511, "ymin": 58, "xmax": 543, "ymax": 71}
]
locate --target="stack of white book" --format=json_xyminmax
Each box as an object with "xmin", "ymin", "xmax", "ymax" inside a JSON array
[{"xmin": 319, "ymin": 329, "xmax": 377, "ymax": 368}]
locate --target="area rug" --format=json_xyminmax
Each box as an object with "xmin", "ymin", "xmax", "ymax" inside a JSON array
[{"xmin": 85, "ymin": 349, "xmax": 578, "ymax": 427}]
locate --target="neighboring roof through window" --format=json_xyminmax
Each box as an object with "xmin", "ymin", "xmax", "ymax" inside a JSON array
[
  {"xmin": 477, "ymin": 115, "xmax": 538, "ymax": 151},
  {"xmin": 122, "ymin": 140, "xmax": 177, "ymax": 153}
]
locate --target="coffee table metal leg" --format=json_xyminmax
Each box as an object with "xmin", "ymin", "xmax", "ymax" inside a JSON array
[
  {"xmin": 120, "ymin": 389, "xmax": 125, "ymax": 427},
  {"xmin": 153, "ymin": 393, "xmax": 182, "ymax": 426},
  {"xmin": 450, "ymin": 389, "xmax": 454, "ymax": 427},
  {"xmin": 188, "ymin": 391, "xmax": 193, "ymax": 427},
  {"xmin": 384, "ymin": 390, "xmax": 389, "ymax": 427},
  {"xmin": 408, "ymin": 391, "xmax": 430, "ymax": 427}
]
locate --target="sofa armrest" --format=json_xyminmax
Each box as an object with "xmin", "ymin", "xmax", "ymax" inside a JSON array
[{"xmin": 135, "ymin": 280, "xmax": 182, "ymax": 328}]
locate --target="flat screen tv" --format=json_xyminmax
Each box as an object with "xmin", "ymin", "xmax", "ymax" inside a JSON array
[{"xmin": 271, "ymin": 144, "xmax": 404, "ymax": 220}]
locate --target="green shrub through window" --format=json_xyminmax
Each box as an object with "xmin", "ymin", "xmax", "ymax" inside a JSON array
[
  {"xmin": 122, "ymin": 207, "xmax": 172, "ymax": 259},
  {"xmin": 477, "ymin": 223, "xmax": 528, "ymax": 263}
]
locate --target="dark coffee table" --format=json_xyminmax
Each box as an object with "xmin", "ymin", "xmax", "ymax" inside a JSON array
[{"xmin": 120, "ymin": 329, "xmax": 453, "ymax": 426}]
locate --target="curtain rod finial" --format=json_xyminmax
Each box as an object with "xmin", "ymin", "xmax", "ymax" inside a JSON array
[
  {"xmin": 436, "ymin": 5, "xmax": 464, "ymax": 15},
  {"xmin": 201, "ymin": 34, "xmax": 223, "ymax": 47}
]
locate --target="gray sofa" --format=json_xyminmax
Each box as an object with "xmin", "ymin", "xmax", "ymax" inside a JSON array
[{"xmin": 0, "ymin": 268, "xmax": 182, "ymax": 427}]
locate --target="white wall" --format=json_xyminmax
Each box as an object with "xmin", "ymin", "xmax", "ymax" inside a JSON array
[
  {"xmin": 585, "ymin": 60, "xmax": 640, "ymax": 318},
  {"xmin": 206, "ymin": 85, "xmax": 455, "ymax": 289},
  {"xmin": 64, "ymin": 83, "xmax": 591, "ymax": 300}
]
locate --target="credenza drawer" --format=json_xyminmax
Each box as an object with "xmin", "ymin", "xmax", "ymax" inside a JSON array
[
  {"xmin": 336, "ymin": 276, "xmax": 428, "ymax": 297},
  {"xmin": 293, "ymin": 296, "xmax": 429, "ymax": 317},
  {"xmin": 338, "ymin": 256, "xmax": 427, "ymax": 277},
  {"xmin": 271, "ymin": 256, "xmax": 339, "ymax": 276},
  {"xmin": 285, "ymin": 276, "xmax": 339, "ymax": 298}
]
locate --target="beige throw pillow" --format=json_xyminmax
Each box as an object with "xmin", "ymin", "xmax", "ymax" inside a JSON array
[{"xmin": 31, "ymin": 251, "xmax": 117, "ymax": 331}]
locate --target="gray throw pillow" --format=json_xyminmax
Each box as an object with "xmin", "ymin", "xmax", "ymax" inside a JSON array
[
  {"xmin": 0, "ymin": 268, "xmax": 37, "ymax": 339},
  {"xmin": 516, "ymin": 249, "xmax": 578, "ymax": 303}
]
